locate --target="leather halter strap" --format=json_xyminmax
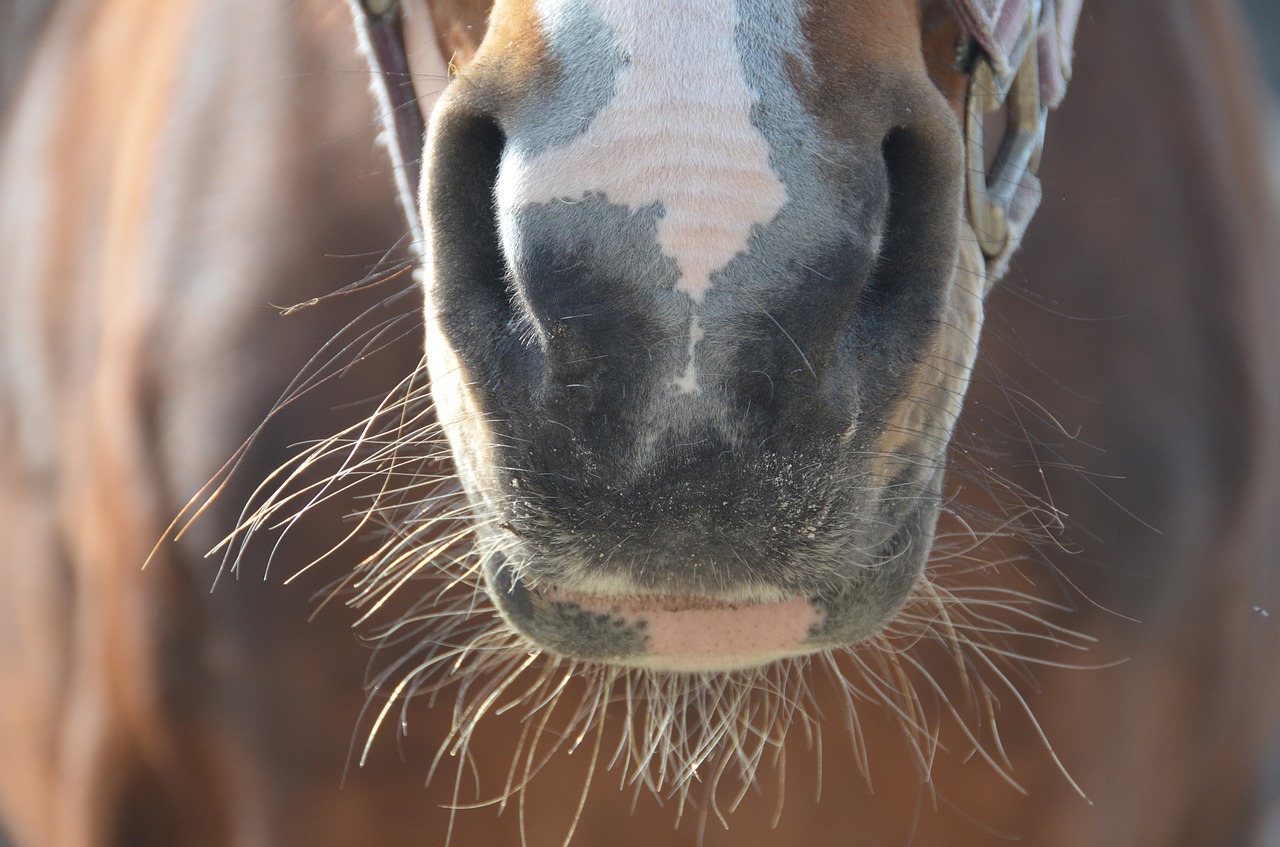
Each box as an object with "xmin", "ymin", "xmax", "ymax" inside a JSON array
[
  {"xmin": 953, "ymin": 0, "xmax": 1083, "ymax": 283},
  {"xmin": 345, "ymin": 0, "xmax": 426, "ymax": 254},
  {"xmin": 344, "ymin": 0, "xmax": 1082, "ymax": 284},
  {"xmin": 952, "ymin": 0, "xmax": 1083, "ymax": 108}
]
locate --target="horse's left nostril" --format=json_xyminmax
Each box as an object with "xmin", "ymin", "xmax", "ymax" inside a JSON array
[{"xmin": 864, "ymin": 124, "xmax": 963, "ymax": 314}]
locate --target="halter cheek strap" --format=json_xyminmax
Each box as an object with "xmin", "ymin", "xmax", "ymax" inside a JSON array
[
  {"xmin": 344, "ymin": 0, "xmax": 1083, "ymax": 285},
  {"xmin": 952, "ymin": 0, "xmax": 1083, "ymax": 284},
  {"xmin": 346, "ymin": 0, "xmax": 427, "ymax": 254}
]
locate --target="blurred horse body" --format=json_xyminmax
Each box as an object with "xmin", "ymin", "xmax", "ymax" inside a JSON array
[{"xmin": 2, "ymin": 1, "xmax": 1280, "ymax": 846}]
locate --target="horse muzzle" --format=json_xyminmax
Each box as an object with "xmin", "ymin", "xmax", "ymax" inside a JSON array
[{"xmin": 420, "ymin": 34, "xmax": 971, "ymax": 672}]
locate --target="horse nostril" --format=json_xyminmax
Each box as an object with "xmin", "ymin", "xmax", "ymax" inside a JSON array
[
  {"xmin": 424, "ymin": 102, "xmax": 513, "ymax": 346},
  {"xmin": 864, "ymin": 125, "xmax": 962, "ymax": 312}
]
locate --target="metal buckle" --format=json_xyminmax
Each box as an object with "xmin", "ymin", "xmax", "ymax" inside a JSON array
[{"xmin": 964, "ymin": 5, "xmax": 1047, "ymax": 260}]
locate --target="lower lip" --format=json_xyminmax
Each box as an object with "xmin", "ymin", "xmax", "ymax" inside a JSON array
[{"xmin": 543, "ymin": 588, "xmax": 823, "ymax": 672}]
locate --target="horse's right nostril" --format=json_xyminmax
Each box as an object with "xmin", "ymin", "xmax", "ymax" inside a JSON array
[{"xmin": 424, "ymin": 103, "xmax": 514, "ymax": 356}]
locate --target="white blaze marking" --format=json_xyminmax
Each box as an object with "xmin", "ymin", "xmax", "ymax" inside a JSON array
[
  {"xmin": 508, "ymin": 0, "xmax": 787, "ymax": 302},
  {"xmin": 499, "ymin": 0, "xmax": 789, "ymax": 392},
  {"xmin": 674, "ymin": 317, "xmax": 705, "ymax": 394}
]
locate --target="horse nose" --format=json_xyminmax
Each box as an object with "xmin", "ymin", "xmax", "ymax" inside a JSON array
[{"xmin": 425, "ymin": 86, "xmax": 959, "ymax": 418}]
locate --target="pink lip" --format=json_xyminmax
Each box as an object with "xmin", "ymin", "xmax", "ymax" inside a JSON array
[{"xmin": 544, "ymin": 588, "xmax": 822, "ymax": 672}]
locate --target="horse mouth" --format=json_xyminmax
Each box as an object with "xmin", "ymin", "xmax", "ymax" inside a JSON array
[{"xmin": 481, "ymin": 502, "xmax": 933, "ymax": 673}]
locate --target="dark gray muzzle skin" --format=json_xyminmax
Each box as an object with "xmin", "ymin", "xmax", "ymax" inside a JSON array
[{"xmin": 421, "ymin": 48, "xmax": 967, "ymax": 667}]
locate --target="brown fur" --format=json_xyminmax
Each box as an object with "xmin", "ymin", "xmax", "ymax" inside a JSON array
[{"xmin": 2, "ymin": 0, "xmax": 1279, "ymax": 845}]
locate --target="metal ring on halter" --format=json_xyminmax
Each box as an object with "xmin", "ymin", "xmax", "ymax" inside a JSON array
[
  {"xmin": 964, "ymin": 2, "xmax": 1048, "ymax": 262},
  {"xmin": 361, "ymin": 0, "xmax": 398, "ymax": 19}
]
